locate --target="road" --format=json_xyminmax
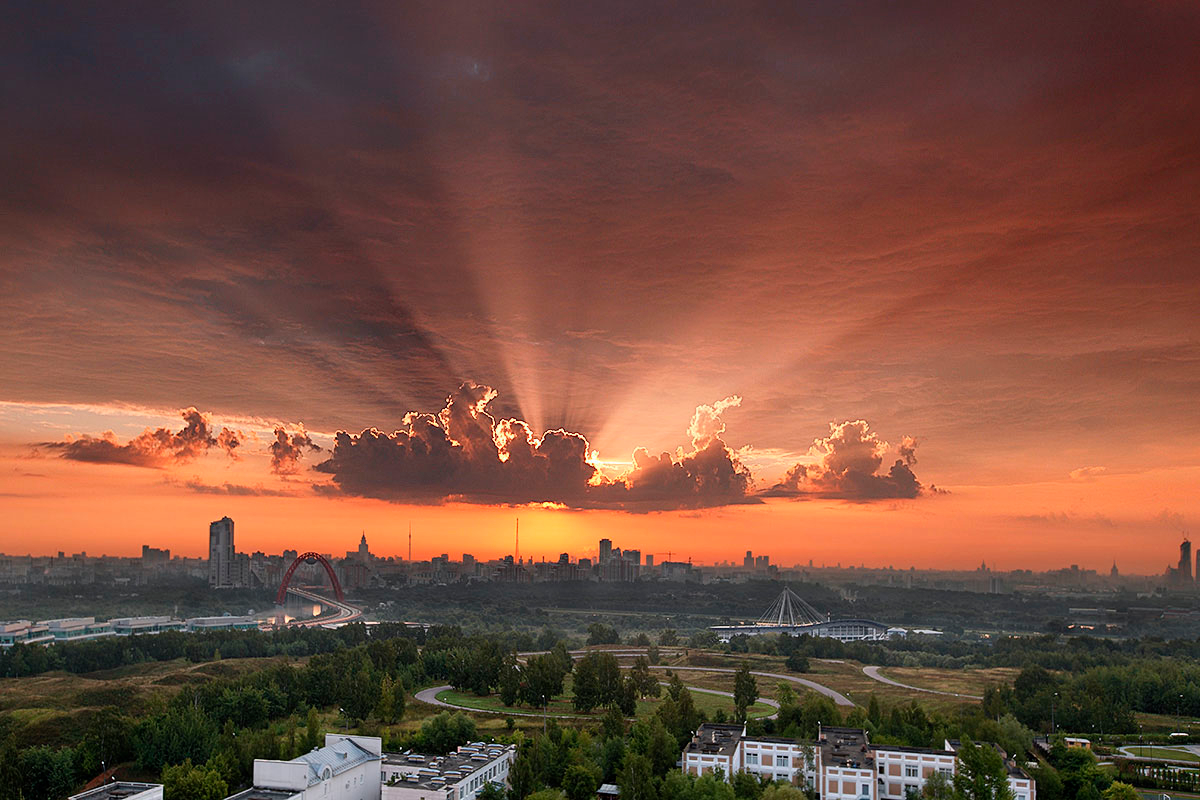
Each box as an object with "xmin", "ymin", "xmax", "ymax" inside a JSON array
[
  {"xmin": 284, "ymin": 587, "xmax": 363, "ymax": 627},
  {"xmin": 660, "ymin": 665, "xmax": 855, "ymax": 707},
  {"xmin": 516, "ymin": 648, "xmax": 854, "ymax": 707},
  {"xmin": 862, "ymin": 665, "xmax": 982, "ymax": 700},
  {"xmin": 415, "ymin": 681, "xmax": 782, "ymax": 720}
]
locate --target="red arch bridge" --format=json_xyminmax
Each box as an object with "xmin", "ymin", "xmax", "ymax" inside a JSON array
[{"xmin": 276, "ymin": 553, "xmax": 360, "ymax": 626}]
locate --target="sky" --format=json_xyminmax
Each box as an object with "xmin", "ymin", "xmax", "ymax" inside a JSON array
[{"xmin": 1, "ymin": 1, "xmax": 1198, "ymax": 572}]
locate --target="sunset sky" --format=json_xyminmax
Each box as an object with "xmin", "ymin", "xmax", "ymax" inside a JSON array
[{"xmin": 1, "ymin": 2, "xmax": 1198, "ymax": 572}]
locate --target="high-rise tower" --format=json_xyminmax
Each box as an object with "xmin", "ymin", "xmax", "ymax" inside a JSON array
[
  {"xmin": 208, "ymin": 517, "xmax": 235, "ymax": 588},
  {"xmin": 1179, "ymin": 537, "xmax": 1192, "ymax": 582}
]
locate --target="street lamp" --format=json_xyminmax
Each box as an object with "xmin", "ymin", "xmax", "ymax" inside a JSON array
[{"xmin": 1052, "ymin": 693, "xmax": 1058, "ymax": 734}]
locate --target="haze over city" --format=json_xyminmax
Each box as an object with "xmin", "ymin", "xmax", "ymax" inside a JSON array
[{"xmin": 2, "ymin": 1, "xmax": 1198, "ymax": 571}]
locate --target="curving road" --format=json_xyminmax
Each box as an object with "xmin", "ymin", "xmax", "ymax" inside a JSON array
[
  {"xmin": 415, "ymin": 680, "xmax": 782, "ymax": 720},
  {"xmin": 284, "ymin": 587, "xmax": 363, "ymax": 627},
  {"xmin": 862, "ymin": 665, "xmax": 981, "ymax": 700},
  {"xmin": 517, "ymin": 648, "xmax": 854, "ymax": 707},
  {"xmin": 659, "ymin": 665, "xmax": 854, "ymax": 707}
]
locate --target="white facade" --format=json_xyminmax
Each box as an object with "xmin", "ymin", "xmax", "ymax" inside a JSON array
[
  {"xmin": 684, "ymin": 724, "xmax": 1035, "ymax": 800},
  {"xmin": 742, "ymin": 738, "xmax": 815, "ymax": 785},
  {"xmin": 874, "ymin": 747, "xmax": 955, "ymax": 800},
  {"xmin": 231, "ymin": 735, "xmax": 382, "ymax": 800}
]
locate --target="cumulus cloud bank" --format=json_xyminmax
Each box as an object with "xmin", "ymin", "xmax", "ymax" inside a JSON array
[
  {"xmin": 765, "ymin": 420, "xmax": 925, "ymax": 500},
  {"xmin": 269, "ymin": 425, "xmax": 322, "ymax": 475},
  {"xmin": 41, "ymin": 408, "xmax": 244, "ymax": 468},
  {"xmin": 315, "ymin": 383, "xmax": 755, "ymax": 510}
]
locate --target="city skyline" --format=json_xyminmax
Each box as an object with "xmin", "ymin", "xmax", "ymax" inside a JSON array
[{"xmin": 2, "ymin": 2, "xmax": 1199, "ymax": 569}]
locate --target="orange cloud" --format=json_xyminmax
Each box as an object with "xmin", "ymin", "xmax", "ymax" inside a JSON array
[{"xmin": 40, "ymin": 408, "xmax": 243, "ymax": 469}]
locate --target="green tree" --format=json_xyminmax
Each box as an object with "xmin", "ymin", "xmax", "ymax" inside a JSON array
[
  {"xmin": 953, "ymin": 740, "xmax": 1013, "ymax": 800},
  {"xmin": 303, "ymin": 707, "xmax": 321, "ymax": 752},
  {"xmin": 478, "ymin": 784, "xmax": 506, "ymax": 800},
  {"xmin": 417, "ymin": 712, "xmax": 477, "ymax": 754},
  {"xmin": 922, "ymin": 769, "xmax": 954, "ymax": 800},
  {"xmin": 162, "ymin": 759, "xmax": 229, "ymax": 800},
  {"xmin": 659, "ymin": 629, "xmax": 680, "ymax": 646},
  {"xmin": 732, "ymin": 770, "xmax": 764, "ymax": 799},
  {"xmin": 645, "ymin": 717, "xmax": 679, "ymax": 776},
  {"xmin": 1102, "ymin": 783, "xmax": 1139, "ymax": 800},
  {"xmin": 786, "ymin": 653, "xmax": 810, "ymax": 673},
  {"xmin": 619, "ymin": 753, "xmax": 657, "ymax": 800},
  {"xmin": 761, "ymin": 786, "xmax": 808, "ymax": 800},
  {"xmin": 376, "ymin": 675, "xmax": 402, "ymax": 724},
  {"xmin": 588, "ymin": 623, "xmax": 621, "ymax": 646},
  {"xmin": 734, "ymin": 663, "xmax": 758, "ymax": 721},
  {"xmin": 563, "ymin": 764, "xmax": 601, "ymax": 800},
  {"xmin": 20, "ymin": 745, "xmax": 77, "ymax": 800}
]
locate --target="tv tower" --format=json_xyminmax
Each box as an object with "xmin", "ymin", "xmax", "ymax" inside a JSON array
[
  {"xmin": 407, "ymin": 521, "xmax": 412, "ymax": 563},
  {"xmin": 515, "ymin": 517, "xmax": 520, "ymax": 563}
]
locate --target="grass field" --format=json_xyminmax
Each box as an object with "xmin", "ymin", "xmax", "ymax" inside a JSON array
[
  {"xmin": 1124, "ymin": 746, "xmax": 1200, "ymax": 762},
  {"xmin": 0, "ymin": 656, "xmax": 299, "ymax": 746},
  {"xmin": 435, "ymin": 675, "xmax": 775, "ymax": 721}
]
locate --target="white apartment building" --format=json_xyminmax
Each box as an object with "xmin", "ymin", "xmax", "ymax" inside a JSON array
[
  {"xmin": 683, "ymin": 725, "xmax": 817, "ymax": 785},
  {"xmin": 873, "ymin": 744, "xmax": 955, "ymax": 800},
  {"xmin": 381, "ymin": 742, "xmax": 516, "ymax": 800},
  {"xmin": 226, "ymin": 735, "xmax": 383, "ymax": 800},
  {"xmin": 684, "ymin": 724, "xmax": 1036, "ymax": 800}
]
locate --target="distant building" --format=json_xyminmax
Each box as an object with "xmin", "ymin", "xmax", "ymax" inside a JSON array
[
  {"xmin": 599, "ymin": 538, "xmax": 613, "ymax": 566},
  {"xmin": 744, "ymin": 551, "xmax": 754, "ymax": 568},
  {"xmin": 209, "ymin": 516, "xmax": 248, "ymax": 589},
  {"xmin": 109, "ymin": 616, "xmax": 184, "ymax": 636},
  {"xmin": 185, "ymin": 615, "xmax": 259, "ymax": 632}
]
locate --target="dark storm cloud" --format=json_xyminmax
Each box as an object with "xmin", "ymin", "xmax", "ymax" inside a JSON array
[
  {"xmin": 40, "ymin": 408, "xmax": 244, "ymax": 469},
  {"xmin": 765, "ymin": 421, "xmax": 925, "ymax": 501},
  {"xmin": 269, "ymin": 425, "xmax": 322, "ymax": 475},
  {"xmin": 316, "ymin": 383, "xmax": 754, "ymax": 510}
]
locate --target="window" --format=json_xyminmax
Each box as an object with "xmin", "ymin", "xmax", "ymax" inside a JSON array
[
  {"xmin": 905, "ymin": 766, "xmax": 918, "ymax": 778},
  {"xmin": 747, "ymin": 753, "xmax": 759, "ymax": 765},
  {"xmin": 863, "ymin": 783, "xmax": 871, "ymax": 796},
  {"xmin": 880, "ymin": 766, "xmax": 886, "ymax": 774}
]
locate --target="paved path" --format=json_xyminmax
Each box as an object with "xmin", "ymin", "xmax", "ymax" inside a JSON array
[
  {"xmin": 415, "ymin": 681, "xmax": 782, "ymax": 720},
  {"xmin": 660, "ymin": 665, "xmax": 855, "ymax": 707},
  {"xmin": 518, "ymin": 647, "xmax": 854, "ymax": 707},
  {"xmin": 1118, "ymin": 746, "xmax": 1200, "ymax": 764},
  {"xmin": 862, "ymin": 666, "xmax": 981, "ymax": 700}
]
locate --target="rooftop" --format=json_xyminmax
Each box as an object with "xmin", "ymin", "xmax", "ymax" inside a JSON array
[
  {"xmin": 295, "ymin": 737, "xmax": 379, "ymax": 785},
  {"xmin": 69, "ymin": 783, "xmax": 162, "ymax": 800},
  {"xmin": 684, "ymin": 723, "xmax": 745, "ymax": 758},
  {"xmin": 819, "ymin": 726, "xmax": 873, "ymax": 770},
  {"xmin": 383, "ymin": 742, "xmax": 515, "ymax": 791},
  {"xmin": 223, "ymin": 790, "xmax": 300, "ymax": 800}
]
